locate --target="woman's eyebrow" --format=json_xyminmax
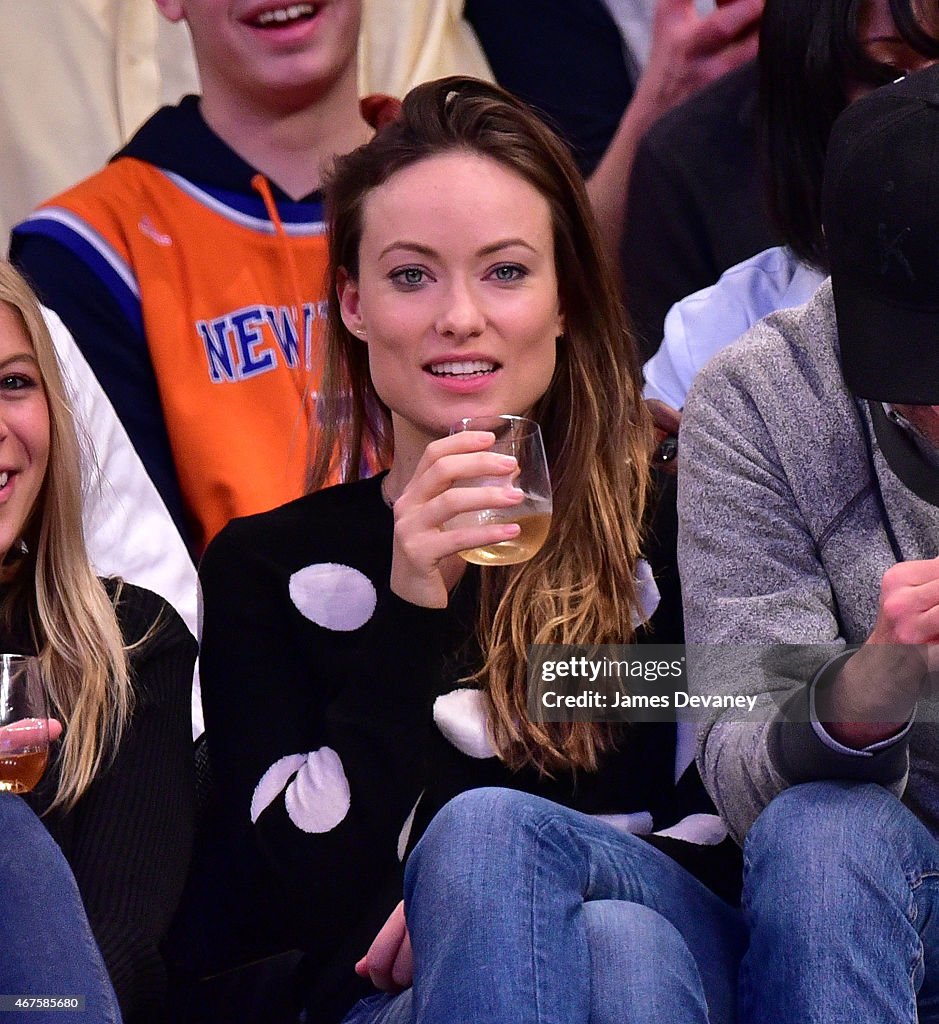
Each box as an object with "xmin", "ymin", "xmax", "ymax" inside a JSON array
[
  {"xmin": 0, "ymin": 352, "xmax": 38, "ymax": 371},
  {"xmin": 477, "ymin": 238, "xmax": 539, "ymax": 257},
  {"xmin": 378, "ymin": 241, "xmax": 438, "ymax": 260}
]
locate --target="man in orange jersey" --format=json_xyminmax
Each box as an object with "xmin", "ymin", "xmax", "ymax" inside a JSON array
[{"xmin": 12, "ymin": 0, "xmax": 373, "ymax": 555}]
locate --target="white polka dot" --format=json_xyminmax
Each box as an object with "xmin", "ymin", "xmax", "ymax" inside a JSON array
[
  {"xmin": 249, "ymin": 748, "xmax": 351, "ymax": 834},
  {"xmin": 433, "ymin": 688, "xmax": 497, "ymax": 759},
  {"xmin": 397, "ymin": 791, "xmax": 424, "ymax": 862},
  {"xmin": 654, "ymin": 814, "xmax": 727, "ymax": 846},
  {"xmin": 632, "ymin": 558, "xmax": 660, "ymax": 626},
  {"xmin": 251, "ymin": 753, "xmax": 307, "ymax": 823},
  {"xmin": 289, "ymin": 563, "xmax": 377, "ymax": 631},
  {"xmin": 284, "ymin": 747, "xmax": 352, "ymax": 833},
  {"xmin": 592, "ymin": 811, "xmax": 654, "ymax": 836}
]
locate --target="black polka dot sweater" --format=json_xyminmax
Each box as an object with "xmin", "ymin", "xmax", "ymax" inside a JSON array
[{"xmin": 197, "ymin": 473, "xmax": 736, "ymax": 1018}]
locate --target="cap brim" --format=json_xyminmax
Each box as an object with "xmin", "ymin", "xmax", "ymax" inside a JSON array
[{"xmin": 833, "ymin": 273, "xmax": 939, "ymax": 403}]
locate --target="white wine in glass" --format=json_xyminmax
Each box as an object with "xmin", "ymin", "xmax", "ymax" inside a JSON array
[
  {"xmin": 449, "ymin": 415, "xmax": 553, "ymax": 566},
  {"xmin": 0, "ymin": 655, "xmax": 50, "ymax": 794}
]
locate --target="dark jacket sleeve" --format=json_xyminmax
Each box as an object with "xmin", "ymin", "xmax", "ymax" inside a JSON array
[
  {"xmin": 620, "ymin": 64, "xmax": 775, "ymax": 362},
  {"xmin": 465, "ymin": 0, "xmax": 633, "ymax": 176},
  {"xmin": 620, "ymin": 129, "xmax": 717, "ymax": 360},
  {"xmin": 10, "ymin": 231, "xmax": 189, "ymax": 543},
  {"xmin": 198, "ymin": 522, "xmax": 459, "ymax": 955},
  {"xmin": 65, "ymin": 586, "xmax": 197, "ymax": 1022}
]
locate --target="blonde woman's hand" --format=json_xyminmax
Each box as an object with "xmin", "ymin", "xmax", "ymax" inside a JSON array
[
  {"xmin": 0, "ymin": 718, "xmax": 62, "ymax": 748},
  {"xmin": 355, "ymin": 900, "xmax": 413, "ymax": 993},
  {"xmin": 390, "ymin": 431, "xmax": 524, "ymax": 608}
]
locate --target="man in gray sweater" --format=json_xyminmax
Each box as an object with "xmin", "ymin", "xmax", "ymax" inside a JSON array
[{"xmin": 679, "ymin": 65, "xmax": 939, "ymax": 1022}]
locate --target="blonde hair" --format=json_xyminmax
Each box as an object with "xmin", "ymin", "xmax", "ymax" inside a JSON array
[
  {"xmin": 0, "ymin": 263, "xmax": 132, "ymax": 810},
  {"xmin": 314, "ymin": 78, "xmax": 654, "ymax": 774}
]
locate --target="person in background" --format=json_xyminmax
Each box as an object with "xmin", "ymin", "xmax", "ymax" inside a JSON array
[
  {"xmin": 11, "ymin": 0, "xmax": 375, "ymax": 557},
  {"xmin": 680, "ymin": 65, "xmax": 939, "ymax": 1022},
  {"xmin": 620, "ymin": 55, "xmax": 771, "ymax": 357},
  {"xmin": 638, "ymin": 0, "xmax": 939, "ymax": 646},
  {"xmin": 0, "ymin": 261, "xmax": 196, "ymax": 1023},
  {"xmin": 0, "ymin": 0, "xmax": 492, "ymax": 249},
  {"xmin": 643, "ymin": 0, "xmax": 939, "ymax": 405}
]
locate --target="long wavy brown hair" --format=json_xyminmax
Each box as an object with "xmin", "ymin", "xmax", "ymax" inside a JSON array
[
  {"xmin": 0, "ymin": 262, "xmax": 132, "ymax": 809},
  {"xmin": 312, "ymin": 77, "xmax": 654, "ymax": 774}
]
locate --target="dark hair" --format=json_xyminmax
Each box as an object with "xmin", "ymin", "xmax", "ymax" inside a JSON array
[
  {"xmin": 312, "ymin": 76, "xmax": 654, "ymax": 773},
  {"xmin": 760, "ymin": 0, "xmax": 939, "ymax": 268}
]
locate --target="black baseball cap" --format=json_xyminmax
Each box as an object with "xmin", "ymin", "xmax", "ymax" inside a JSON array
[{"xmin": 823, "ymin": 65, "xmax": 939, "ymax": 403}]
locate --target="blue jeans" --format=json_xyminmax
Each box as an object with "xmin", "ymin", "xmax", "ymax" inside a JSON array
[
  {"xmin": 343, "ymin": 788, "xmax": 745, "ymax": 1024},
  {"xmin": 741, "ymin": 781, "xmax": 939, "ymax": 1024},
  {"xmin": 0, "ymin": 795, "xmax": 122, "ymax": 1023}
]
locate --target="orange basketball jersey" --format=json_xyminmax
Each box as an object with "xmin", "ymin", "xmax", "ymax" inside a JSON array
[{"xmin": 19, "ymin": 158, "xmax": 330, "ymax": 553}]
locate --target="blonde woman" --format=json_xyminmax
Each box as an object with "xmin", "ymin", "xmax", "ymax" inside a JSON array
[
  {"xmin": 0, "ymin": 261, "xmax": 196, "ymax": 1023},
  {"xmin": 199, "ymin": 78, "xmax": 741, "ymax": 1022}
]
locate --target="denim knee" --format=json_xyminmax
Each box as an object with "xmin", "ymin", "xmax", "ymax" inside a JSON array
[
  {"xmin": 583, "ymin": 900, "xmax": 699, "ymax": 977},
  {"xmin": 405, "ymin": 788, "xmax": 542, "ymax": 888},
  {"xmin": 582, "ymin": 901, "xmax": 710, "ymax": 1022},
  {"xmin": 0, "ymin": 795, "xmax": 70, "ymax": 886},
  {"xmin": 745, "ymin": 781, "xmax": 933, "ymax": 896}
]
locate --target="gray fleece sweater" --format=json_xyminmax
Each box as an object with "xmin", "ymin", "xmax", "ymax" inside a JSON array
[{"xmin": 678, "ymin": 280, "xmax": 939, "ymax": 845}]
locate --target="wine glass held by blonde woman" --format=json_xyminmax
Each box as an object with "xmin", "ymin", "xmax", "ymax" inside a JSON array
[
  {"xmin": 198, "ymin": 77, "xmax": 742, "ymax": 1023},
  {"xmin": 0, "ymin": 262, "xmax": 197, "ymax": 1024}
]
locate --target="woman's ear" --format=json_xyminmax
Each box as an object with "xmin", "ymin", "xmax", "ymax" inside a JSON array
[{"xmin": 336, "ymin": 267, "xmax": 367, "ymax": 341}]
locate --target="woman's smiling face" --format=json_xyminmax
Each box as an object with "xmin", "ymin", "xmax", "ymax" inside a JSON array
[
  {"xmin": 0, "ymin": 304, "xmax": 49, "ymax": 566},
  {"xmin": 337, "ymin": 151, "xmax": 563, "ymax": 458}
]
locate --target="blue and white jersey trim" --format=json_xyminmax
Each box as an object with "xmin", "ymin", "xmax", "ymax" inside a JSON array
[
  {"xmin": 161, "ymin": 172, "xmax": 326, "ymax": 235},
  {"xmin": 15, "ymin": 208, "xmax": 143, "ymax": 335}
]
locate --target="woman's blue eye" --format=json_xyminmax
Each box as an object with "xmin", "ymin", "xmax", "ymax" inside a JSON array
[
  {"xmin": 391, "ymin": 267, "xmax": 426, "ymax": 286},
  {"xmin": 490, "ymin": 265, "xmax": 525, "ymax": 282}
]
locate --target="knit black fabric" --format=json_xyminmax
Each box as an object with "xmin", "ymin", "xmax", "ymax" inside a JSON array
[
  {"xmin": 198, "ymin": 474, "xmax": 738, "ymax": 1020},
  {"xmin": 23, "ymin": 581, "xmax": 197, "ymax": 1023}
]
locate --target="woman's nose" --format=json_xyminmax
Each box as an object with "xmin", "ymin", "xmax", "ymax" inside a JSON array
[{"xmin": 435, "ymin": 281, "xmax": 485, "ymax": 339}]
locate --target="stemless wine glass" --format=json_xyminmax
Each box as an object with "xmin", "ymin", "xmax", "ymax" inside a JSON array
[
  {"xmin": 449, "ymin": 414, "xmax": 553, "ymax": 566},
  {"xmin": 0, "ymin": 654, "xmax": 50, "ymax": 793}
]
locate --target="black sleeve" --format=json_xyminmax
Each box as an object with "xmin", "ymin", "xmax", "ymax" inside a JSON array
[
  {"xmin": 619, "ymin": 64, "xmax": 776, "ymax": 361},
  {"xmin": 198, "ymin": 523, "xmax": 459, "ymax": 955},
  {"xmin": 66, "ymin": 586, "xmax": 197, "ymax": 1023},
  {"xmin": 10, "ymin": 232, "xmax": 190, "ymax": 544},
  {"xmin": 465, "ymin": 0, "xmax": 633, "ymax": 177},
  {"xmin": 620, "ymin": 129, "xmax": 717, "ymax": 361}
]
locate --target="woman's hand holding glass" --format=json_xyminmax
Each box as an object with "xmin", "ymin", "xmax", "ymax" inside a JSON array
[
  {"xmin": 389, "ymin": 430, "xmax": 525, "ymax": 609},
  {"xmin": 448, "ymin": 416, "xmax": 552, "ymax": 566},
  {"xmin": 0, "ymin": 654, "xmax": 57, "ymax": 794}
]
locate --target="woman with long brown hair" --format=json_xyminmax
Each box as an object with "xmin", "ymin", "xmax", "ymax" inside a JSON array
[
  {"xmin": 0, "ymin": 261, "xmax": 196, "ymax": 1022},
  {"xmin": 198, "ymin": 77, "xmax": 741, "ymax": 1022}
]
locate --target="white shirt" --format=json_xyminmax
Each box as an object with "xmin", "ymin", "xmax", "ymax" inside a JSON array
[
  {"xmin": 643, "ymin": 245, "xmax": 827, "ymax": 409},
  {"xmin": 44, "ymin": 307, "xmax": 203, "ymax": 736}
]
